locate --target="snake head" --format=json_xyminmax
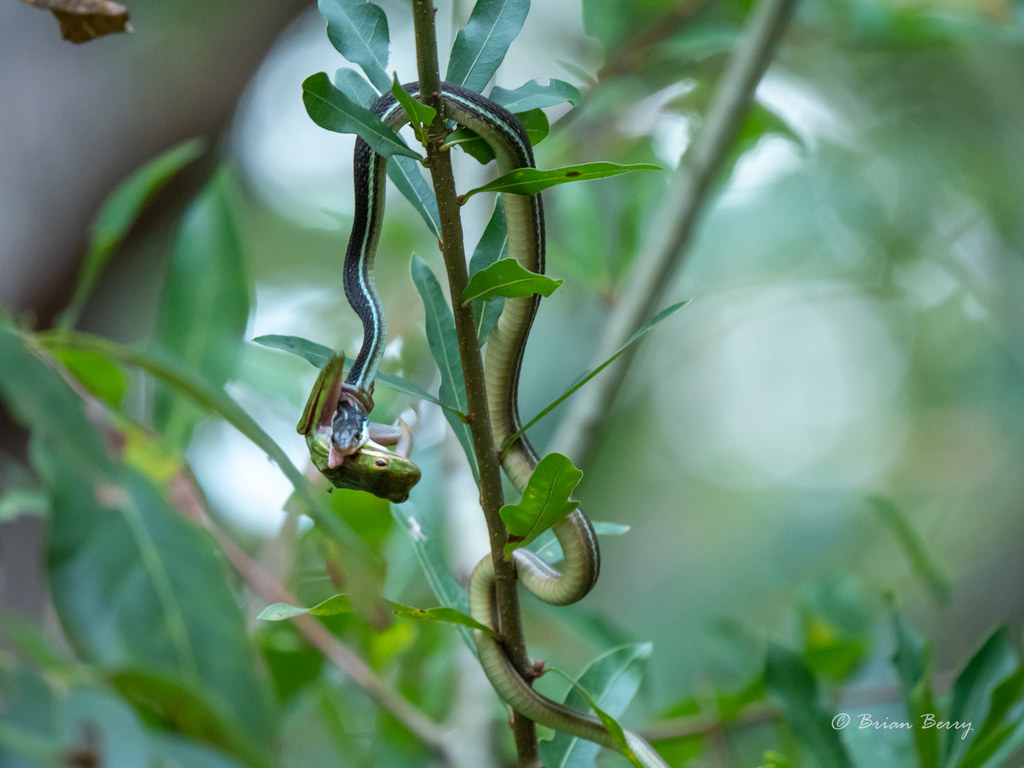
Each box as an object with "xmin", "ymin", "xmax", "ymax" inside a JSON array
[{"xmin": 296, "ymin": 353, "xmax": 373, "ymax": 467}]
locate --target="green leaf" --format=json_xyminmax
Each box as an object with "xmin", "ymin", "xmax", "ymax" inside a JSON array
[
  {"xmin": 500, "ymin": 453, "xmax": 582, "ymax": 558},
  {"xmin": 504, "ymin": 300, "xmax": 689, "ymax": 451},
  {"xmin": 871, "ymin": 496, "xmax": 951, "ymax": 604},
  {"xmin": 528, "ymin": 520, "xmax": 628, "ymax": 563},
  {"xmin": 391, "ymin": 500, "xmax": 475, "ymax": 653},
  {"xmin": 253, "ymin": 334, "xmax": 333, "ymax": 368},
  {"xmin": 112, "ymin": 669, "xmax": 273, "ymax": 768},
  {"xmin": 302, "ymin": 72, "xmax": 420, "ymax": 160},
  {"xmin": 335, "ymin": 68, "xmax": 443, "ymax": 240},
  {"xmin": 154, "ymin": 170, "xmax": 250, "ymax": 450},
  {"xmin": 389, "ymin": 156, "xmax": 443, "ymax": 240},
  {"xmin": 540, "ymin": 643, "xmax": 652, "ymax": 768},
  {"xmin": 891, "ymin": 610, "xmax": 940, "ymax": 768},
  {"xmin": 959, "ymin": 664, "xmax": 1024, "ymax": 768},
  {"xmin": 462, "ymin": 258, "xmax": 562, "ymax": 305},
  {"xmin": 388, "ymin": 603, "xmax": 493, "ymax": 635},
  {"xmin": 0, "ymin": 329, "xmax": 275, "ymax": 750},
  {"xmin": 52, "ymin": 347, "xmax": 129, "ymax": 407},
  {"xmin": 391, "ymin": 75, "xmax": 436, "ymax": 143},
  {"xmin": 758, "ymin": 752, "xmax": 797, "ymax": 768},
  {"xmin": 446, "ymin": 0, "xmax": 531, "ymax": 93},
  {"xmin": 58, "ymin": 138, "xmax": 205, "ymax": 330},
  {"xmin": 334, "ymin": 67, "xmax": 379, "ymax": 106},
  {"xmin": 461, "ymin": 161, "xmax": 662, "ymax": 201},
  {"xmin": 546, "ymin": 668, "xmax": 646, "ymax": 768},
  {"xmin": 764, "ymin": 644, "xmax": 853, "ymax": 768},
  {"xmin": 469, "ymin": 197, "xmax": 509, "ymax": 345},
  {"xmin": 318, "ymin": 0, "xmax": 391, "ymax": 92},
  {"xmin": 489, "ymin": 78, "xmax": 582, "ymax": 111},
  {"xmin": 447, "ymin": 107, "xmax": 549, "ymax": 164},
  {"xmin": 251, "ymin": 334, "xmax": 460, "ymax": 413},
  {"xmin": 258, "ymin": 594, "xmax": 354, "ymax": 621},
  {"xmin": 410, "ymin": 255, "xmax": 479, "ymax": 482},
  {"xmin": 945, "ymin": 628, "xmax": 1017, "ymax": 767}
]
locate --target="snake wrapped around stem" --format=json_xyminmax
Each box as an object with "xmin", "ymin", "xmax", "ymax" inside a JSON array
[{"xmin": 332, "ymin": 82, "xmax": 668, "ymax": 768}]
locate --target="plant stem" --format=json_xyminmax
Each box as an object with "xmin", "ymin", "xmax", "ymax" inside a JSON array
[
  {"xmin": 550, "ymin": 0, "xmax": 800, "ymax": 466},
  {"xmin": 408, "ymin": 1, "xmax": 539, "ymax": 765}
]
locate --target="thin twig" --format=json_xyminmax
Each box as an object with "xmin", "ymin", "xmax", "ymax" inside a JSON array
[
  {"xmin": 550, "ymin": 0, "xmax": 800, "ymax": 466},
  {"xmin": 408, "ymin": 1, "xmax": 540, "ymax": 765}
]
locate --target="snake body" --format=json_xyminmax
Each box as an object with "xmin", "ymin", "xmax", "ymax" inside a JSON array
[{"xmin": 341, "ymin": 82, "xmax": 667, "ymax": 768}]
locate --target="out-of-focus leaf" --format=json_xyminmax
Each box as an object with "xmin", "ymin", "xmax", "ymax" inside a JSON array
[
  {"xmin": 279, "ymin": 683, "xmax": 360, "ymax": 768},
  {"xmin": 391, "ymin": 500, "xmax": 475, "ymax": 653},
  {"xmin": 18, "ymin": 0, "xmax": 132, "ymax": 44},
  {"xmin": 461, "ymin": 162, "xmax": 661, "ymax": 201},
  {"xmin": 303, "ymin": 73, "xmax": 420, "ymax": 160},
  {"xmin": 0, "ymin": 490, "xmax": 49, "ymax": 522},
  {"xmin": 891, "ymin": 610, "xmax": 939, "ymax": 768},
  {"xmin": 111, "ymin": 669, "xmax": 271, "ymax": 768},
  {"xmin": 540, "ymin": 643, "xmax": 652, "ymax": 768},
  {"xmin": 52, "ymin": 347, "xmax": 128, "ymax": 407},
  {"xmin": 462, "ymin": 258, "xmax": 562, "ymax": 305},
  {"xmin": 803, "ymin": 616, "xmax": 865, "ymax": 681},
  {"xmin": 259, "ymin": 594, "xmax": 354, "ymax": 621},
  {"xmin": 410, "ymin": 255, "xmax": 478, "ymax": 482},
  {"xmin": 500, "ymin": 453, "xmax": 581, "ymax": 557},
  {"xmin": 147, "ymin": 732, "xmax": 251, "ymax": 768},
  {"xmin": 154, "ymin": 170, "xmax": 250, "ymax": 450},
  {"xmin": 258, "ymin": 624, "xmax": 324, "ymax": 703},
  {"xmin": 527, "ymin": 520, "xmax": 629, "ymax": 564},
  {"xmin": 318, "ymin": 0, "xmax": 391, "ymax": 92},
  {"xmin": 446, "ymin": 0, "xmax": 531, "ymax": 93},
  {"xmin": 251, "ymin": 334, "xmax": 456, "ymax": 412},
  {"xmin": 758, "ymin": 752, "xmax": 797, "ymax": 768},
  {"xmin": 764, "ymin": 644, "xmax": 852, "ymax": 768},
  {"xmin": 334, "ymin": 69, "xmax": 443, "ymax": 241},
  {"xmin": 58, "ymin": 138, "xmax": 204, "ymax": 329},
  {"xmin": 489, "ymin": 78, "xmax": 582, "ymax": 111},
  {"xmin": 959, "ymin": 664, "xmax": 1024, "ymax": 768},
  {"xmin": 503, "ymin": 301, "xmax": 689, "ymax": 451},
  {"xmin": 391, "ymin": 75, "xmax": 436, "ymax": 143},
  {"xmin": 871, "ymin": 496, "xmax": 951, "ymax": 604},
  {"xmin": 447, "ymin": 107, "xmax": 549, "ymax": 164},
  {"xmin": 945, "ymin": 628, "xmax": 1018, "ymax": 767},
  {"xmin": 469, "ymin": 198, "xmax": 509, "ymax": 345},
  {"xmin": 389, "ymin": 604, "xmax": 492, "ymax": 635}
]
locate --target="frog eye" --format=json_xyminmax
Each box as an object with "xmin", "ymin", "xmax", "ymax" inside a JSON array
[{"xmin": 374, "ymin": 458, "xmax": 389, "ymax": 469}]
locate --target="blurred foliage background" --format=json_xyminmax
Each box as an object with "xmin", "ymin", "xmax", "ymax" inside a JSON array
[{"xmin": 3, "ymin": 0, "xmax": 1024, "ymax": 766}]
